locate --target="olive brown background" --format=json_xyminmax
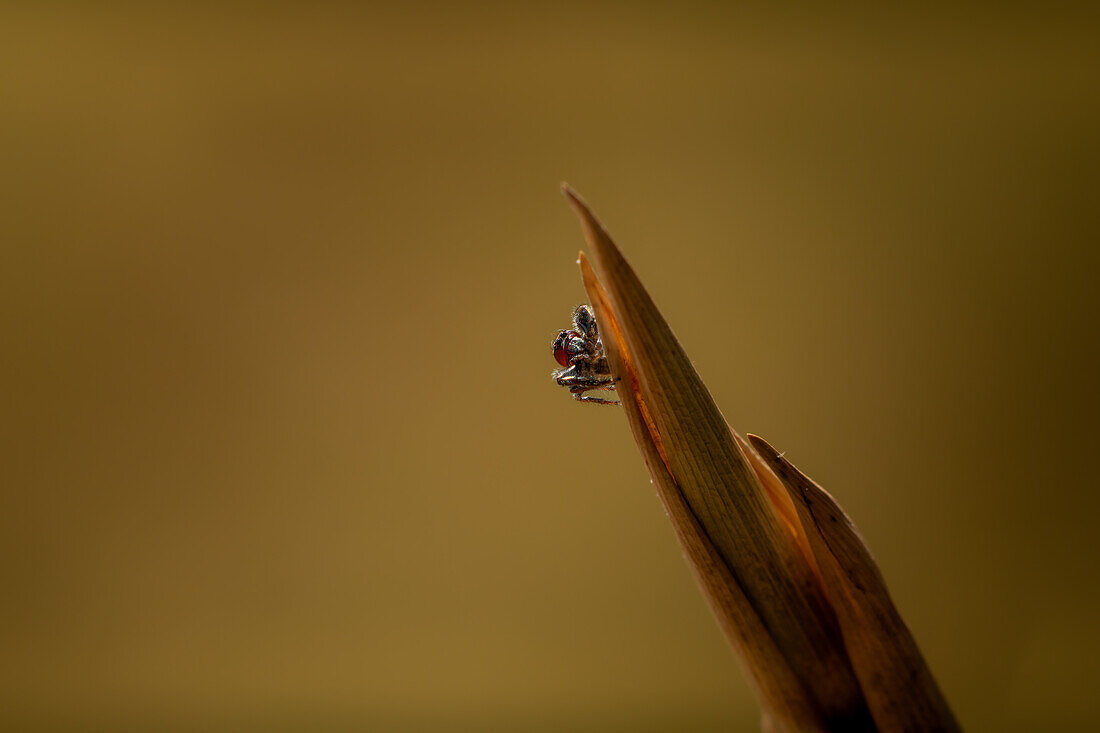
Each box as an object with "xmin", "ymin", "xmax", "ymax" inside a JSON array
[{"xmin": 2, "ymin": 4, "xmax": 1098, "ymax": 731}]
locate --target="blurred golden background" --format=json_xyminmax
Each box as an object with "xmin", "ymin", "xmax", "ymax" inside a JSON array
[{"xmin": 2, "ymin": 4, "xmax": 1098, "ymax": 731}]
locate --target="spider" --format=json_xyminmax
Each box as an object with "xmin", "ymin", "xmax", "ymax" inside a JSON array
[{"xmin": 551, "ymin": 304, "xmax": 620, "ymax": 406}]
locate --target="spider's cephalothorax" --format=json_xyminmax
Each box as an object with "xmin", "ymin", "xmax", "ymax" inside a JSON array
[{"xmin": 551, "ymin": 304, "xmax": 620, "ymax": 406}]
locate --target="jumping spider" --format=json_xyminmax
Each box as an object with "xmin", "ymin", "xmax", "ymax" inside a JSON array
[{"xmin": 551, "ymin": 304, "xmax": 620, "ymax": 406}]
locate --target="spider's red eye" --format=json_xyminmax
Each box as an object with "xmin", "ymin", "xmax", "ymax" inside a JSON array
[{"xmin": 553, "ymin": 330, "xmax": 574, "ymax": 367}]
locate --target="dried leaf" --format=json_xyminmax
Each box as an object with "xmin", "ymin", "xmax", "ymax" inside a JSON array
[
  {"xmin": 746, "ymin": 434, "xmax": 961, "ymax": 732},
  {"xmin": 578, "ymin": 257, "xmax": 823, "ymax": 729},
  {"xmin": 564, "ymin": 184, "xmax": 874, "ymax": 731}
]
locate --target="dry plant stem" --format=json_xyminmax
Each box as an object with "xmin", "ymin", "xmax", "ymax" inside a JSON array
[
  {"xmin": 565, "ymin": 186, "xmax": 873, "ymax": 732},
  {"xmin": 564, "ymin": 184, "xmax": 960, "ymax": 732}
]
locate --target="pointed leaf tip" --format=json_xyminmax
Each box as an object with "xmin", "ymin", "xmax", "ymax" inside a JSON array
[
  {"xmin": 564, "ymin": 192, "xmax": 959, "ymax": 731},
  {"xmin": 567, "ymin": 193, "xmax": 875, "ymax": 731}
]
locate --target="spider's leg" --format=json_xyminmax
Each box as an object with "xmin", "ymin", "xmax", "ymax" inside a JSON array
[
  {"xmin": 569, "ymin": 385, "xmax": 620, "ymax": 406},
  {"xmin": 573, "ymin": 393, "xmax": 620, "ymax": 406},
  {"xmin": 591, "ymin": 376, "xmax": 618, "ymax": 392}
]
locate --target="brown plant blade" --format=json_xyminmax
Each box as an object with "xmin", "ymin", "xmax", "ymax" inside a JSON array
[
  {"xmin": 564, "ymin": 185, "xmax": 873, "ymax": 731},
  {"xmin": 578, "ymin": 254, "xmax": 822, "ymax": 730},
  {"xmin": 746, "ymin": 434, "xmax": 962, "ymax": 732}
]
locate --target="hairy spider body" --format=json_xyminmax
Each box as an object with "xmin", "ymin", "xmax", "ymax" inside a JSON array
[{"xmin": 551, "ymin": 304, "xmax": 620, "ymax": 406}]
